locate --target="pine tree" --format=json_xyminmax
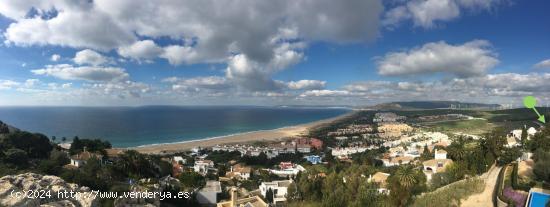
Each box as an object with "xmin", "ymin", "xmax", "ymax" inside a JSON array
[
  {"xmin": 420, "ymin": 145, "xmax": 432, "ymax": 160},
  {"xmin": 266, "ymin": 188, "xmax": 274, "ymax": 203},
  {"xmin": 520, "ymin": 127, "xmax": 528, "ymax": 146}
]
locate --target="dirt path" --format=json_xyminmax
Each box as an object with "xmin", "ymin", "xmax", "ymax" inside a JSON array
[{"xmin": 460, "ymin": 165, "xmax": 502, "ymax": 207}]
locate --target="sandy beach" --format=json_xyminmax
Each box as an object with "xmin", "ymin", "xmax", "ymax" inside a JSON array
[{"xmin": 132, "ymin": 111, "xmax": 355, "ymax": 154}]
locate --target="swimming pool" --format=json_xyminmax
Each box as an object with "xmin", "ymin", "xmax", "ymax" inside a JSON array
[{"xmin": 528, "ymin": 192, "xmax": 550, "ymax": 207}]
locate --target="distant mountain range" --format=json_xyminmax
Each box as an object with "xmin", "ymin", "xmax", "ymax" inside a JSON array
[{"xmin": 365, "ymin": 101, "xmax": 501, "ymax": 110}]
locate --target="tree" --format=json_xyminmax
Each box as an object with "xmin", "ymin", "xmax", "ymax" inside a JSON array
[
  {"xmin": 447, "ymin": 144, "xmax": 466, "ymax": 161},
  {"xmin": 430, "ymin": 172, "xmax": 452, "ymax": 189},
  {"xmin": 420, "ymin": 145, "xmax": 432, "ymax": 161},
  {"xmin": 69, "ymin": 138, "xmax": 111, "ymax": 155},
  {"xmin": 322, "ymin": 186, "xmax": 347, "ymax": 207},
  {"xmin": 4, "ymin": 148, "xmax": 28, "ymax": 166},
  {"xmin": 82, "ymin": 157, "xmax": 102, "ymax": 176},
  {"xmin": 394, "ymin": 165, "xmax": 418, "ymax": 189},
  {"xmin": 446, "ymin": 162, "xmax": 468, "ymax": 181},
  {"xmin": 2, "ymin": 131, "xmax": 53, "ymax": 158},
  {"xmin": 527, "ymin": 125, "xmax": 550, "ymax": 152},
  {"xmin": 388, "ymin": 166, "xmax": 426, "ymax": 207},
  {"xmin": 265, "ymin": 188, "xmax": 274, "ymax": 203},
  {"xmin": 61, "ymin": 137, "xmax": 67, "ymax": 143},
  {"xmin": 286, "ymin": 182, "xmax": 301, "ymax": 202},
  {"xmin": 179, "ymin": 171, "xmax": 205, "ymax": 189},
  {"xmin": 0, "ymin": 121, "xmax": 9, "ymax": 134},
  {"xmin": 498, "ymin": 147, "xmax": 522, "ymax": 165},
  {"xmin": 485, "ymin": 128, "xmax": 506, "ymax": 158},
  {"xmin": 38, "ymin": 159, "xmax": 62, "ymax": 175},
  {"xmin": 520, "ymin": 127, "xmax": 528, "ymax": 147},
  {"xmin": 51, "ymin": 136, "xmax": 57, "ymax": 143},
  {"xmin": 351, "ymin": 181, "xmax": 382, "ymax": 207},
  {"xmin": 116, "ymin": 150, "xmax": 155, "ymax": 179},
  {"xmin": 534, "ymin": 160, "xmax": 550, "ymax": 183},
  {"xmin": 533, "ymin": 150, "xmax": 550, "ymax": 183},
  {"xmin": 50, "ymin": 149, "xmax": 70, "ymax": 165},
  {"xmin": 38, "ymin": 149, "xmax": 69, "ymax": 175}
]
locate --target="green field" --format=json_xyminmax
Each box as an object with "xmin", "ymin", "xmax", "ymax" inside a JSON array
[{"xmin": 420, "ymin": 119, "xmax": 494, "ymax": 135}]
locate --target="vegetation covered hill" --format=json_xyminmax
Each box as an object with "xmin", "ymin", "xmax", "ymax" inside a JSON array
[{"xmin": 0, "ymin": 120, "xmax": 183, "ymax": 206}]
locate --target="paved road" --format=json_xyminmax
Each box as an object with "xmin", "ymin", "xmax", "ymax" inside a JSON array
[{"xmin": 460, "ymin": 165, "xmax": 502, "ymax": 207}]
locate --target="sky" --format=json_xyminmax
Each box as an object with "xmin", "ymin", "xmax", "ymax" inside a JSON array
[{"xmin": 0, "ymin": 0, "xmax": 549, "ymax": 106}]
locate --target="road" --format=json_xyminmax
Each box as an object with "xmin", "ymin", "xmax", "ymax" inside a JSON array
[{"xmin": 460, "ymin": 165, "xmax": 502, "ymax": 207}]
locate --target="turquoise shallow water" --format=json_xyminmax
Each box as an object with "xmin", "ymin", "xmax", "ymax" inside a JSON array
[{"xmin": 0, "ymin": 106, "xmax": 350, "ymax": 147}]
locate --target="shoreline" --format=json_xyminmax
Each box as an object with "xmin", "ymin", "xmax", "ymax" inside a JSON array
[{"xmin": 132, "ymin": 111, "xmax": 355, "ymax": 154}]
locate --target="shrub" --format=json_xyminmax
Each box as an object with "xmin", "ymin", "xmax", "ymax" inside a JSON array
[
  {"xmin": 511, "ymin": 163, "xmax": 534, "ymax": 192},
  {"xmin": 411, "ymin": 178, "xmax": 485, "ymax": 207},
  {"xmin": 503, "ymin": 187, "xmax": 527, "ymax": 207}
]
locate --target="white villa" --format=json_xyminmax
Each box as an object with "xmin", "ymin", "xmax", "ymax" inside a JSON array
[
  {"xmin": 381, "ymin": 156, "xmax": 413, "ymax": 167},
  {"xmin": 69, "ymin": 150, "xmax": 103, "ymax": 168},
  {"xmin": 226, "ymin": 164, "xmax": 251, "ymax": 180},
  {"xmin": 260, "ymin": 180, "xmax": 292, "ymax": 204},
  {"xmin": 422, "ymin": 149, "xmax": 453, "ymax": 181},
  {"xmin": 368, "ymin": 172, "xmax": 390, "ymax": 194},
  {"xmin": 194, "ymin": 160, "xmax": 215, "ymax": 175},
  {"xmin": 268, "ymin": 164, "xmax": 306, "ymax": 177},
  {"xmin": 173, "ymin": 156, "xmax": 186, "ymax": 164}
]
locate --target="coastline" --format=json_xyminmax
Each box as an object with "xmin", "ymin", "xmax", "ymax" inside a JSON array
[{"xmin": 132, "ymin": 111, "xmax": 355, "ymax": 154}]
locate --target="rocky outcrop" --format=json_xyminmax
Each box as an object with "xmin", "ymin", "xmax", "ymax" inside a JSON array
[{"xmin": 0, "ymin": 173, "xmax": 98, "ymax": 207}]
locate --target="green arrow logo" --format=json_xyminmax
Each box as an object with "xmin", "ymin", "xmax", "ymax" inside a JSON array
[{"xmin": 523, "ymin": 96, "xmax": 546, "ymax": 123}]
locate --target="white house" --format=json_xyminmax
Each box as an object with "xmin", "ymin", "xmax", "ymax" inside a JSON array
[
  {"xmin": 194, "ymin": 160, "xmax": 214, "ymax": 175},
  {"xmin": 381, "ymin": 156, "xmax": 413, "ymax": 167},
  {"xmin": 226, "ymin": 164, "xmax": 251, "ymax": 180},
  {"xmin": 511, "ymin": 129, "xmax": 523, "ymax": 140},
  {"xmin": 260, "ymin": 180, "xmax": 292, "ymax": 204},
  {"xmin": 269, "ymin": 164, "xmax": 306, "ymax": 177},
  {"xmin": 70, "ymin": 150, "xmax": 103, "ymax": 168},
  {"xmin": 423, "ymin": 149, "xmax": 453, "ymax": 181},
  {"xmin": 296, "ymin": 144, "xmax": 311, "ymax": 153},
  {"xmin": 527, "ymin": 127, "xmax": 537, "ymax": 137},
  {"xmin": 368, "ymin": 172, "xmax": 390, "ymax": 194},
  {"xmin": 506, "ymin": 136, "xmax": 520, "ymax": 148},
  {"xmin": 173, "ymin": 156, "xmax": 186, "ymax": 164},
  {"xmin": 197, "ymin": 180, "xmax": 222, "ymax": 206}
]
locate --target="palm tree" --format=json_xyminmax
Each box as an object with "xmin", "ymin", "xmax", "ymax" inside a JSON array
[
  {"xmin": 448, "ymin": 144, "xmax": 466, "ymax": 161},
  {"xmin": 395, "ymin": 165, "xmax": 418, "ymax": 189}
]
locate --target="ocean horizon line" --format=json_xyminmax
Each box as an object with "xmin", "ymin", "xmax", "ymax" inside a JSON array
[{"xmin": 0, "ymin": 106, "xmax": 352, "ymax": 148}]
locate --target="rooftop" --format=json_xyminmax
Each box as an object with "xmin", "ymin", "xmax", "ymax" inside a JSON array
[
  {"xmin": 70, "ymin": 151, "xmax": 103, "ymax": 161},
  {"xmin": 371, "ymin": 172, "xmax": 389, "ymax": 182},
  {"xmin": 263, "ymin": 180, "xmax": 292, "ymax": 188},
  {"xmin": 201, "ymin": 180, "xmax": 222, "ymax": 193}
]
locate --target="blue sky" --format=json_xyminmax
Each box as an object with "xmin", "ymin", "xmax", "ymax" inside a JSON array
[{"xmin": 0, "ymin": 0, "xmax": 549, "ymax": 106}]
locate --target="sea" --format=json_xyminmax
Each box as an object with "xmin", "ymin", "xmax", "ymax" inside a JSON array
[{"xmin": 0, "ymin": 106, "xmax": 350, "ymax": 147}]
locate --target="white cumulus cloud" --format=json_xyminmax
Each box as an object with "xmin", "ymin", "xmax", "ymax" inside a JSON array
[
  {"xmin": 50, "ymin": 54, "xmax": 61, "ymax": 62},
  {"xmin": 377, "ymin": 40, "xmax": 499, "ymax": 77},
  {"xmin": 286, "ymin": 80, "xmax": 326, "ymax": 90},
  {"xmin": 0, "ymin": 80, "xmax": 20, "ymax": 90},
  {"xmin": 300, "ymin": 90, "xmax": 350, "ymax": 97},
  {"xmin": 169, "ymin": 76, "xmax": 231, "ymax": 91},
  {"xmin": 0, "ymin": 0, "xmax": 383, "ymax": 91},
  {"xmin": 31, "ymin": 64, "xmax": 129, "ymax": 82},
  {"xmin": 73, "ymin": 49, "xmax": 110, "ymax": 66},
  {"xmin": 118, "ymin": 40, "xmax": 163, "ymax": 61},
  {"xmin": 534, "ymin": 59, "xmax": 550, "ymax": 69},
  {"xmin": 383, "ymin": 0, "xmax": 501, "ymax": 28}
]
